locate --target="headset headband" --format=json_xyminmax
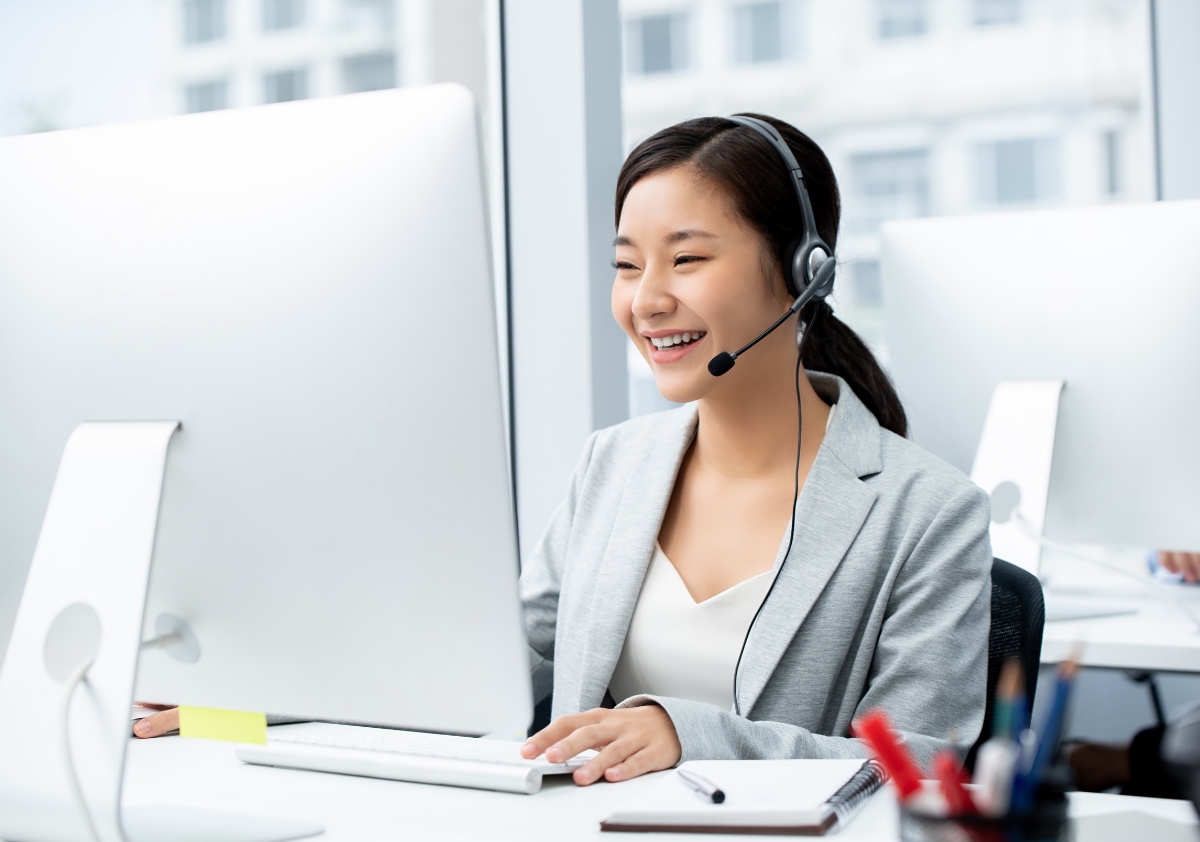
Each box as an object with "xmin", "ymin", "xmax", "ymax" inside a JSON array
[{"xmin": 725, "ymin": 115, "xmax": 834, "ymax": 300}]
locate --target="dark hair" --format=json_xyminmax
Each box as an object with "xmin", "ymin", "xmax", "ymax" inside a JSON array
[{"xmin": 614, "ymin": 115, "xmax": 908, "ymax": 438}]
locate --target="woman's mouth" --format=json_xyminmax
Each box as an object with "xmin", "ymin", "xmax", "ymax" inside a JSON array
[{"xmin": 646, "ymin": 330, "xmax": 707, "ymax": 362}]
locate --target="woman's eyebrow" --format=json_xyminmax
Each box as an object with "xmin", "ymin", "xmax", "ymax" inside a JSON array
[
  {"xmin": 613, "ymin": 229, "xmax": 717, "ymax": 248},
  {"xmin": 664, "ymin": 228, "xmax": 717, "ymax": 244}
]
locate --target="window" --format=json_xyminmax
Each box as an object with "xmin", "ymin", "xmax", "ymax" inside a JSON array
[
  {"xmin": 625, "ymin": 12, "xmax": 689, "ymax": 75},
  {"xmin": 973, "ymin": 0, "xmax": 1021, "ymax": 27},
  {"xmin": 974, "ymin": 137, "xmax": 1059, "ymax": 204},
  {"xmin": 263, "ymin": 68, "xmax": 309, "ymax": 103},
  {"xmin": 342, "ymin": 53, "xmax": 396, "ymax": 94},
  {"xmin": 183, "ymin": 0, "xmax": 226, "ymax": 45},
  {"xmin": 848, "ymin": 149, "xmax": 930, "ymax": 232},
  {"xmin": 185, "ymin": 80, "xmax": 229, "ymax": 113},
  {"xmin": 1103, "ymin": 130, "xmax": 1121, "ymax": 196},
  {"xmin": 733, "ymin": 1, "xmax": 802, "ymax": 65},
  {"xmin": 263, "ymin": 0, "xmax": 305, "ymax": 32},
  {"xmin": 877, "ymin": 0, "xmax": 927, "ymax": 39},
  {"xmin": 619, "ymin": 0, "xmax": 1151, "ymax": 409},
  {"xmin": 340, "ymin": 0, "xmax": 394, "ymax": 32}
]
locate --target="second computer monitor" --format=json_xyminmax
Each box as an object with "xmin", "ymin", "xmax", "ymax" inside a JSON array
[{"xmin": 881, "ymin": 200, "xmax": 1200, "ymax": 551}]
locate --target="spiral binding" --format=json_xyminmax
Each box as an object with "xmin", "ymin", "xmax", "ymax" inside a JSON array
[{"xmin": 827, "ymin": 759, "xmax": 889, "ymax": 832}]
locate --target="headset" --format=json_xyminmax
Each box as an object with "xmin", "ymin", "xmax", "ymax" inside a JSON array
[
  {"xmin": 710, "ymin": 115, "xmax": 837, "ymax": 717},
  {"xmin": 707, "ymin": 115, "xmax": 837, "ymax": 378}
]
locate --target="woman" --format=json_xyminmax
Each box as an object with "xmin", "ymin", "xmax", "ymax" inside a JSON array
[
  {"xmin": 515, "ymin": 115, "xmax": 991, "ymax": 785},
  {"xmin": 136, "ymin": 115, "xmax": 991, "ymax": 789}
]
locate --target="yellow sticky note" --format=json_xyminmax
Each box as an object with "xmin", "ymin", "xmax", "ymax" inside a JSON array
[{"xmin": 178, "ymin": 706, "xmax": 267, "ymax": 745}]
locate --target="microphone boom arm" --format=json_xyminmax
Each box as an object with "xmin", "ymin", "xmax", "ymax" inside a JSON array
[{"xmin": 708, "ymin": 256, "xmax": 836, "ymax": 377}]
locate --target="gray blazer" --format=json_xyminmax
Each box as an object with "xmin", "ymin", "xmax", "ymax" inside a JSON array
[{"xmin": 519, "ymin": 373, "xmax": 992, "ymax": 765}]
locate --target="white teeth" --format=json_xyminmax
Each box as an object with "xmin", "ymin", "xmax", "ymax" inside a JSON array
[
  {"xmin": 652, "ymin": 331, "xmax": 705, "ymax": 347},
  {"xmin": 650, "ymin": 331, "xmax": 705, "ymax": 349}
]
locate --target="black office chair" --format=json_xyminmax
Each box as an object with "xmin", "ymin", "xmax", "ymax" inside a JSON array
[{"xmin": 965, "ymin": 557, "xmax": 1045, "ymax": 770}]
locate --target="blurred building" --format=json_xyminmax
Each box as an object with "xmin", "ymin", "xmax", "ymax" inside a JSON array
[
  {"xmin": 619, "ymin": 0, "xmax": 1154, "ymax": 415},
  {"xmin": 169, "ymin": 0, "xmax": 487, "ymax": 114}
]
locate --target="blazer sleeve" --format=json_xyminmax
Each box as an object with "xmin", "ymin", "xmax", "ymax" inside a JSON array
[
  {"xmin": 616, "ymin": 483, "xmax": 992, "ymax": 767},
  {"xmin": 518, "ymin": 431, "xmax": 601, "ymax": 706}
]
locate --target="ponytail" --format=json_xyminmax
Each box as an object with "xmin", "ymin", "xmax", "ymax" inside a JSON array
[{"xmin": 802, "ymin": 301, "xmax": 907, "ymax": 437}]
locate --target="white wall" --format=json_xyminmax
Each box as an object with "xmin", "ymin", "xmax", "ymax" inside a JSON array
[{"xmin": 504, "ymin": 0, "xmax": 628, "ymax": 560}]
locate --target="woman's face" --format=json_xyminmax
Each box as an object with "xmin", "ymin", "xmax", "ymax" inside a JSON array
[{"xmin": 611, "ymin": 167, "xmax": 792, "ymax": 404}]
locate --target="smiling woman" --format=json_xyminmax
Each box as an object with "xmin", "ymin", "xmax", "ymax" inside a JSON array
[{"xmin": 516, "ymin": 114, "xmax": 992, "ymax": 787}]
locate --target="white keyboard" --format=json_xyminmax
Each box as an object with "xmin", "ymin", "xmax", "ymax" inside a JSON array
[{"xmin": 235, "ymin": 722, "xmax": 595, "ymax": 794}]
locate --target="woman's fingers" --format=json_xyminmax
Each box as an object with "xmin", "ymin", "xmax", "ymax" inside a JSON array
[
  {"xmin": 133, "ymin": 706, "xmax": 179, "ymax": 738},
  {"xmin": 547, "ymin": 721, "xmax": 616, "ymax": 764},
  {"xmin": 520, "ymin": 710, "xmax": 600, "ymax": 758},
  {"xmin": 1181, "ymin": 553, "xmax": 1200, "ymax": 584},
  {"xmin": 1160, "ymin": 551, "xmax": 1200, "ymax": 583},
  {"xmin": 603, "ymin": 746, "xmax": 662, "ymax": 782},
  {"xmin": 573, "ymin": 738, "xmax": 640, "ymax": 785}
]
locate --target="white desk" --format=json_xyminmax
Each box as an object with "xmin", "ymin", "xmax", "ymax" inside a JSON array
[
  {"xmin": 1040, "ymin": 547, "xmax": 1200, "ymax": 672},
  {"xmin": 122, "ymin": 736, "xmax": 1199, "ymax": 841}
]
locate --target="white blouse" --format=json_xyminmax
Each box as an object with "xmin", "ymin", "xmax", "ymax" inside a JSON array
[
  {"xmin": 607, "ymin": 404, "xmax": 836, "ymax": 711},
  {"xmin": 608, "ymin": 543, "xmax": 772, "ymax": 711}
]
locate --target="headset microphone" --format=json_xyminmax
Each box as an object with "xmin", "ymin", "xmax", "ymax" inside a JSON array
[{"xmin": 707, "ymin": 254, "xmax": 836, "ymax": 377}]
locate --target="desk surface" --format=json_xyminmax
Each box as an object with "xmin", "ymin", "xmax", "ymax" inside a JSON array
[
  {"xmin": 1042, "ymin": 600, "xmax": 1200, "ymax": 672},
  {"xmin": 122, "ymin": 736, "xmax": 1199, "ymax": 842}
]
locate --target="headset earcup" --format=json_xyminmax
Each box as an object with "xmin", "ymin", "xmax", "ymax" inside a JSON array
[{"xmin": 784, "ymin": 240, "xmax": 806, "ymax": 298}]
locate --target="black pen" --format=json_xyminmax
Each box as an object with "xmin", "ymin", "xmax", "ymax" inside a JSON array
[{"xmin": 678, "ymin": 768, "xmax": 726, "ymax": 804}]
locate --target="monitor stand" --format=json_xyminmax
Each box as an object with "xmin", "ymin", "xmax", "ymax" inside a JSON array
[
  {"xmin": 0, "ymin": 422, "xmax": 323, "ymax": 842},
  {"xmin": 970, "ymin": 379, "xmax": 1064, "ymax": 577}
]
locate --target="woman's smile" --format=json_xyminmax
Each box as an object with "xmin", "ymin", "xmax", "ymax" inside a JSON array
[{"xmin": 643, "ymin": 329, "xmax": 708, "ymax": 364}]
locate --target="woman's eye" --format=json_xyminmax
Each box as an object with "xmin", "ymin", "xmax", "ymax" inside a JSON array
[
  {"xmin": 612, "ymin": 260, "xmax": 639, "ymax": 271},
  {"xmin": 674, "ymin": 254, "xmax": 706, "ymax": 266}
]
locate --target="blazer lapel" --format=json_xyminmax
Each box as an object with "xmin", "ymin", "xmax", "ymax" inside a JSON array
[
  {"xmin": 735, "ymin": 375, "xmax": 883, "ymax": 715},
  {"xmin": 574, "ymin": 408, "xmax": 697, "ymax": 712}
]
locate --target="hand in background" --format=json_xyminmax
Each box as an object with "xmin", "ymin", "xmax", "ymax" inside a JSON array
[
  {"xmin": 133, "ymin": 704, "xmax": 178, "ymax": 738},
  {"xmin": 1158, "ymin": 551, "xmax": 1200, "ymax": 584},
  {"xmin": 519, "ymin": 704, "xmax": 681, "ymax": 785}
]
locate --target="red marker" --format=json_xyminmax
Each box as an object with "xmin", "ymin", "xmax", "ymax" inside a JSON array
[
  {"xmin": 852, "ymin": 709, "xmax": 923, "ymax": 800},
  {"xmin": 932, "ymin": 750, "xmax": 979, "ymax": 816}
]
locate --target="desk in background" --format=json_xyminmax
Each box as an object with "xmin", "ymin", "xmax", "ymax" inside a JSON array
[
  {"xmin": 1040, "ymin": 546, "xmax": 1200, "ymax": 673},
  {"xmin": 123, "ymin": 736, "xmax": 1198, "ymax": 841}
]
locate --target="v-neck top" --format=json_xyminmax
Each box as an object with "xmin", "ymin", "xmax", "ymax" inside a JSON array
[
  {"xmin": 606, "ymin": 404, "xmax": 838, "ymax": 712},
  {"xmin": 607, "ymin": 543, "xmax": 773, "ymax": 711}
]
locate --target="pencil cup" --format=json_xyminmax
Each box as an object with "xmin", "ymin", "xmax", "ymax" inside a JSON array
[{"xmin": 899, "ymin": 790, "xmax": 1069, "ymax": 842}]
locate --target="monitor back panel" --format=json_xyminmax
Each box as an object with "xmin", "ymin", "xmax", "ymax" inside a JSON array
[
  {"xmin": 881, "ymin": 200, "xmax": 1200, "ymax": 550},
  {"xmin": 0, "ymin": 85, "xmax": 532, "ymax": 734}
]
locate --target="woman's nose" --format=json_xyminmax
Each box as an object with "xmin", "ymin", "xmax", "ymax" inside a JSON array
[{"xmin": 631, "ymin": 263, "xmax": 675, "ymax": 321}]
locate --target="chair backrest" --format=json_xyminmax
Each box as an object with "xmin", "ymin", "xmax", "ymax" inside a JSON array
[{"xmin": 966, "ymin": 557, "xmax": 1045, "ymax": 770}]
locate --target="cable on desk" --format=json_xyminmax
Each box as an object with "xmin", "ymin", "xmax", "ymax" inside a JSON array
[{"xmin": 62, "ymin": 656, "xmax": 102, "ymax": 842}]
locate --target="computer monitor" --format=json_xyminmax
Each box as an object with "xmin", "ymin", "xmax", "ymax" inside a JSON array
[
  {"xmin": 881, "ymin": 200, "xmax": 1200, "ymax": 552},
  {"xmin": 0, "ymin": 85, "xmax": 531, "ymax": 735}
]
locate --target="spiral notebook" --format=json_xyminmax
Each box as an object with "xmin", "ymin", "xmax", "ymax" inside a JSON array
[{"xmin": 600, "ymin": 759, "xmax": 887, "ymax": 835}]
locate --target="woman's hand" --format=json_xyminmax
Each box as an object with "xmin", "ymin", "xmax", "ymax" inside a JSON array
[
  {"xmin": 132, "ymin": 704, "xmax": 178, "ymax": 738},
  {"xmin": 1159, "ymin": 551, "xmax": 1200, "ymax": 584},
  {"xmin": 519, "ymin": 705, "xmax": 682, "ymax": 785}
]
